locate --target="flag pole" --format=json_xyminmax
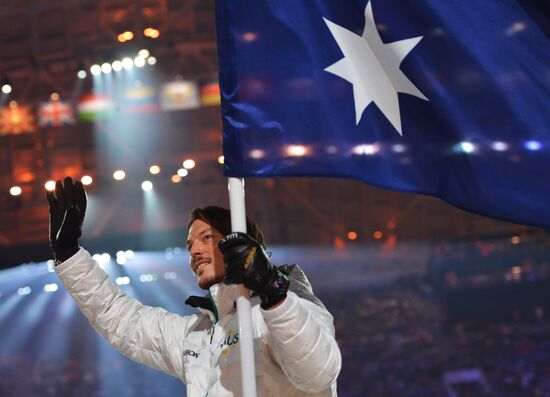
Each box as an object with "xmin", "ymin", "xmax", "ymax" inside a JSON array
[{"xmin": 228, "ymin": 177, "xmax": 258, "ymax": 397}]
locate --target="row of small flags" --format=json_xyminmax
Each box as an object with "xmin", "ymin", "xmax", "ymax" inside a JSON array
[{"xmin": 0, "ymin": 80, "xmax": 220, "ymax": 135}]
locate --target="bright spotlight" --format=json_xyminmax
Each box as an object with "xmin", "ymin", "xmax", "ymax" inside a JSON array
[
  {"xmin": 113, "ymin": 170, "xmax": 126, "ymax": 181},
  {"xmin": 81, "ymin": 175, "xmax": 93, "ymax": 185},
  {"xmin": 147, "ymin": 56, "xmax": 157, "ymax": 65},
  {"xmin": 9, "ymin": 186, "xmax": 22, "ymax": 196},
  {"xmin": 125, "ymin": 250, "xmax": 134, "ymax": 258},
  {"xmin": 525, "ymin": 140, "xmax": 542, "ymax": 151},
  {"xmin": 182, "ymin": 159, "xmax": 195, "ymax": 169},
  {"xmin": 141, "ymin": 180, "xmax": 153, "ymax": 191},
  {"xmin": 101, "ymin": 63, "xmax": 112, "ymax": 74},
  {"xmin": 45, "ymin": 180, "xmax": 56, "ymax": 191},
  {"xmin": 121, "ymin": 57, "xmax": 134, "ymax": 69},
  {"xmin": 2, "ymin": 84, "xmax": 12, "ymax": 94},
  {"xmin": 491, "ymin": 141, "xmax": 509, "ymax": 152},
  {"xmin": 353, "ymin": 144, "xmax": 380, "ymax": 156},
  {"xmin": 138, "ymin": 49, "xmax": 150, "ymax": 58},
  {"xmin": 134, "ymin": 56, "xmax": 146, "ymax": 68},
  {"xmin": 112, "ymin": 60, "xmax": 123, "ymax": 71},
  {"xmin": 217, "ymin": 155, "xmax": 225, "ymax": 164},
  {"xmin": 458, "ymin": 141, "xmax": 476, "ymax": 154},
  {"xmin": 171, "ymin": 175, "xmax": 182, "ymax": 183},
  {"xmin": 116, "ymin": 256, "xmax": 127, "ymax": 265},
  {"xmin": 285, "ymin": 145, "xmax": 309, "ymax": 157},
  {"xmin": 177, "ymin": 168, "xmax": 188, "ymax": 177},
  {"xmin": 143, "ymin": 27, "xmax": 160, "ymax": 39},
  {"xmin": 149, "ymin": 165, "xmax": 161, "ymax": 175},
  {"xmin": 77, "ymin": 69, "xmax": 87, "ymax": 79},
  {"xmin": 90, "ymin": 64, "xmax": 101, "ymax": 75}
]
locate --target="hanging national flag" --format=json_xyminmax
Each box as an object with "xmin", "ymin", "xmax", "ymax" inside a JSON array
[
  {"xmin": 215, "ymin": 0, "xmax": 550, "ymax": 228},
  {"xmin": 77, "ymin": 94, "xmax": 116, "ymax": 122},
  {"xmin": 0, "ymin": 102, "xmax": 36, "ymax": 135},
  {"xmin": 122, "ymin": 83, "xmax": 158, "ymax": 113},
  {"xmin": 160, "ymin": 80, "xmax": 200, "ymax": 111},
  {"xmin": 200, "ymin": 81, "xmax": 221, "ymax": 106},
  {"xmin": 37, "ymin": 99, "xmax": 75, "ymax": 127}
]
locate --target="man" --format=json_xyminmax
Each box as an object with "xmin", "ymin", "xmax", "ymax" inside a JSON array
[{"xmin": 47, "ymin": 177, "xmax": 341, "ymax": 396}]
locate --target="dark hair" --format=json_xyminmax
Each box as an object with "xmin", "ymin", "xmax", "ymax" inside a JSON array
[{"xmin": 187, "ymin": 206, "xmax": 265, "ymax": 247}]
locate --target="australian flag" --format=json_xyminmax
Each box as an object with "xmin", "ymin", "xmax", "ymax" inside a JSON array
[{"xmin": 215, "ymin": 0, "xmax": 550, "ymax": 228}]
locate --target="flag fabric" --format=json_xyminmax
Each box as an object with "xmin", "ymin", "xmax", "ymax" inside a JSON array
[
  {"xmin": 77, "ymin": 94, "xmax": 116, "ymax": 121},
  {"xmin": 37, "ymin": 99, "xmax": 75, "ymax": 127},
  {"xmin": 215, "ymin": 0, "xmax": 550, "ymax": 228},
  {"xmin": 160, "ymin": 80, "xmax": 200, "ymax": 111},
  {"xmin": 0, "ymin": 103, "xmax": 35, "ymax": 135}
]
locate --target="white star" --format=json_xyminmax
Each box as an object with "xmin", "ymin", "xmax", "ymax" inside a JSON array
[{"xmin": 324, "ymin": 0, "xmax": 428, "ymax": 135}]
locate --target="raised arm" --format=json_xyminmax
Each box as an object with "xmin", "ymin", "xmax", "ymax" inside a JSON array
[{"xmin": 48, "ymin": 177, "xmax": 190, "ymax": 380}]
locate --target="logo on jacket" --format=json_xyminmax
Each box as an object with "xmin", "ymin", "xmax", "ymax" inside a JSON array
[
  {"xmin": 220, "ymin": 329, "xmax": 239, "ymax": 349},
  {"xmin": 183, "ymin": 349, "xmax": 200, "ymax": 358}
]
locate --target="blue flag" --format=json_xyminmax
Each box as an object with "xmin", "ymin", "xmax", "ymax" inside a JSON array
[{"xmin": 216, "ymin": 0, "xmax": 550, "ymax": 228}]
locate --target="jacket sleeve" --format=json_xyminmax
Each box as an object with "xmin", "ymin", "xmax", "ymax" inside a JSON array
[
  {"xmin": 55, "ymin": 248, "xmax": 190, "ymax": 381},
  {"xmin": 261, "ymin": 265, "xmax": 342, "ymax": 393}
]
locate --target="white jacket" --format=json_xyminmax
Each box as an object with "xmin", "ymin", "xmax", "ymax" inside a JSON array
[{"xmin": 56, "ymin": 248, "xmax": 341, "ymax": 396}]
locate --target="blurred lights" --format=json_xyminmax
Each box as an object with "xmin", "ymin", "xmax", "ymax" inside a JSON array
[
  {"xmin": 17, "ymin": 286, "xmax": 32, "ymax": 296},
  {"xmin": 138, "ymin": 49, "xmax": 150, "ymax": 58},
  {"xmin": 391, "ymin": 144, "xmax": 407, "ymax": 153},
  {"xmin": 139, "ymin": 273, "xmax": 158, "ymax": 283},
  {"xmin": 122, "ymin": 57, "xmax": 134, "ymax": 69},
  {"xmin": 347, "ymin": 231, "xmax": 358, "ymax": 240},
  {"xmin": 50, "ymin": 92, "xmax": 60, "ymax": 101},
  {"xmin": 510, "ymin": 236, "xmax": 521, "ymax": 244},
  {"xmin": 249, "ymin": 149, "xmax": 266, "ymax": 159},
  {"xmin": 81, "ymin": 175, "xmax": 93, "ymax": 185},
  {"xmin": 525, "ymin": 140, "xmax": 542, "ymax": 151},
  {"xmin": 101, "ymin": 63, "xmax": 112, "ymax": 74},
  {"xmin": 491, "ymin": 141, "xmax": 509, "ymax": 152},
  {"xmin": 163, "ymin": 272, "xmax": 178, "ymax": 280},
  {"xmin": 218, "ymin": 155, "xmax": 225, "ymax": 165},
  {"xmin": 285, "ymin": 145, "xmax": 308, "ymax": 157},
  {"xmin": 113, "ymin": 170, "xmax": 126, "ymax": 180},
  {"xmin": 112, "ymin": 60, "xmax": 123, "ymax": 72},
  {"xmin": 373, "ymin": 230, "xmax": 383, "ymax": 240},
  {"xmin": 9, "ymin": 186, "xmax": 22, "ymax": 196},
  {"xmin": 144, "ymin": 27, "xmax": 160, "ymax": 38},
  {"xmin": 141, "ymin": 180, "xmax": 153, "ymax": 191},
  {"xmin": 171, "ymin": 175, "xmax": 182, "ymax": 183},
  {"xmin": 149, "ymin": 165, "xmax": 161, "ymax": 175},
  {"xmin": 45, "ymin": 180, "xmax": 56, "ymax": 191},
  {"xmin": 115, "ymin": 276, "xmax": 131, "ymax": 285},
  {"xmin": 147, "ymin": 56, "xmax": 157, "ymax": 65},
  {"xmin": 457, "ymin": 141, "xmax": 476, "ymax": 154},
  {"xmin": 183, "ymin": 159, "xmax": 196, "ymax": 169},
  {"xmin": 242, "ymin": 32, "xmax": 258, "ymax": 42},
  {"xmin": 177, "ymin": 168, "xmax": 188, "ymax": 177},
  {"xmin": 118, "ymin": 31, "xmax": 134, "ymax": 42},
  {"xmin": 134, "ymin": 56, "xmax": 146, "ymax": 68},
  {"xmin": 77, "ymin": 69, "xmax": 87, "ymax": 79},
  {"xmin": 90, "ymin": 64, "xmax": 101, "ymax": 75},
  {"xmin": 511, "ymin": 266, "xmax": 522, "ymax": 275},
  {"xmin": 43, "ymin": 283, "xmax": 58, "ymax": 293},
  {"xmin": 2, "ymin": 83, "xmax": 12, "ymax": 94},
  {"xmin": 353, "ymin": 144, "xmax": 380, "ymax": 156}
]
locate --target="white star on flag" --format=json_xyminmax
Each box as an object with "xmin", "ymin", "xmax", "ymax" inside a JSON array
[{"xmin": 324, "ymin": 0, "xmax": 428, "ymax": 135}]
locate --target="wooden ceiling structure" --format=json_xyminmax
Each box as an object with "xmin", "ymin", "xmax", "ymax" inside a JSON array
[{"xmin": 0, "ymin": 0, "xmax": 544, "ymax": 269}]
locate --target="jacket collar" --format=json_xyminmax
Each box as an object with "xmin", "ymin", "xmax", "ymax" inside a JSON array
[{"xmin": 185, "ymin": 283, "xmax": 239, "ymax": 323}]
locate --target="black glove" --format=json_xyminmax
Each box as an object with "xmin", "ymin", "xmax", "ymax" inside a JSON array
[
  {"xmin": 46, "ymin": 176, "xmax": 87, "ymax": 263},
  {"xmin": 219, "ymin": 232, "xmax": 289, "ymax": 309}
]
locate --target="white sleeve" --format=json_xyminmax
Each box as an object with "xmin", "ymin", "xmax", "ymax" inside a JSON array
[
  {"xmin": 261, "ymin": 291, "xmax": 342, "ymax": 393},
  {"xmin": 55, "ymin": 248, "xmax": 190, "ymax": 381}
]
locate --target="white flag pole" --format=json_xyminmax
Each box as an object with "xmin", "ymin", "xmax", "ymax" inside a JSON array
[{"xmin": 228, "ymin": 177, "xmax": 258, "ymax": 397}]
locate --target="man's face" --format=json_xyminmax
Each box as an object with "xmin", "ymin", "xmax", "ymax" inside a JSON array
[{"xmin": 186, "ymin": 219, "xmax": 226, "ymax": 290}]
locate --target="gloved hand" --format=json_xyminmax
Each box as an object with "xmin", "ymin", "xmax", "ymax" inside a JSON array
[
  {"xmin": 219, "ymin": 232, "xmax": 289, "ymax": 309},
  {"xmin": 46, "ymin": 176, "xmax": 87, "ymax": 264}
]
